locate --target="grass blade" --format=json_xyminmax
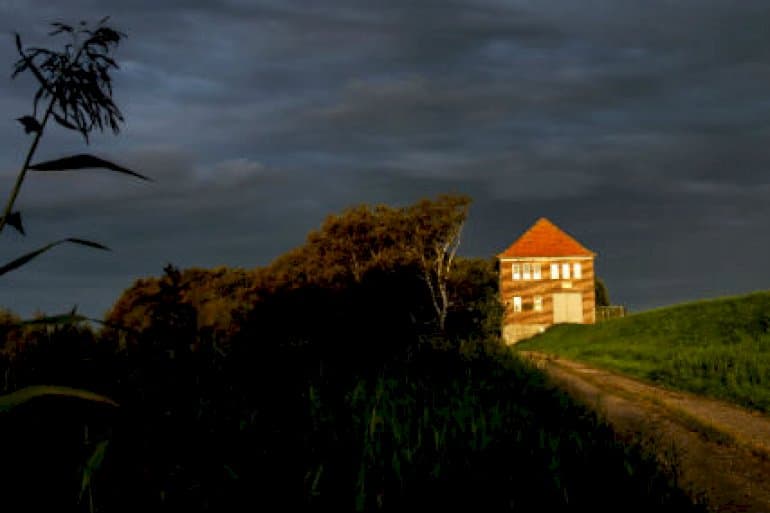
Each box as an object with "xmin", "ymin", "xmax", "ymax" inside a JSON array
[
  {"xmin": 19, "ymin": 307, "xmax": 142, "ymax": 335},
  {"xmin": 28, "ymin": 153, "xmax": 151, "ymax": 181},
  {"xmin": 52, "ymin": 112, "xmax": 78, "ymax": 131},
  {"xmin": 21, "ymin": 312, "xmax": 88, "ymax": 326},
  {"xmin": 80, "ymin": 440, "xmax": 109, "ymax": 509},
  {"xmin": 0, "ymin": 385, "xmax": 119, "ymax": 413},
  {"xmin": 0, "ymin": 238, "xmax": 110, "ymax": 276},
  {"xmin": 65, "ymin": 237, "xmax": 110, "ymax": 250}
]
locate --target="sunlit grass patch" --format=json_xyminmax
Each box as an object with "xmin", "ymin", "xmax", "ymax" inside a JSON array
[{"xmin": 518, "ymin": 291, "xmax": 770, "ymax": 413}]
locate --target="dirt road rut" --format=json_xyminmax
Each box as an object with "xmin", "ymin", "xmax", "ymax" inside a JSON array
[{"xmin": 522, "ymin": 352, "xmax": 770, "ymax": 513}]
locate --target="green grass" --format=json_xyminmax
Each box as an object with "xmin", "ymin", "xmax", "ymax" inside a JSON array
[
  {"xmin": 302, "ymin": 344, "xmax": 703, "ymax": 512},
  {"xmin": 517, "ymin": 290, "xmax": 770, "ymax": 413}
]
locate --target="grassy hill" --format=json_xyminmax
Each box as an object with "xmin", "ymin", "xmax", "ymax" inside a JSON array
[{"xmin": 516, "ymin": 291, "xmax": 770, "ymax": 413}]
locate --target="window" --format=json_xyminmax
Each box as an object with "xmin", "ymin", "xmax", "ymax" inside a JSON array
[
  {"xmin": 550, "ymin": 263, "xmax": 559, "ymax": 280},
  {"xmin": 533, "ymin": 263, "xmax": 542, "ymax": 280},
  {"xmin": 534, "ymin": 296, "xmax": 543, "ymax": 312},
  {"xmin": 562, "ymin": 263, "xmax": 571, "ymax": 280},
  {"xmin": 512, "ymin": 263, "xmax": 521, "ymax": 280},
  {"xmin": 523, "ymin": 263, "xmax": 531, "ymax": 280},
  {"xmin": 573, "ymin": 263, "xmax": 582, "ymax": 279},
  {"xmin": 513, "ymin": 296, "xmax": 522, "ymax": 312}
]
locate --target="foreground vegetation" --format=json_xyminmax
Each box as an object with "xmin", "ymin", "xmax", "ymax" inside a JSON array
[
  {"xmin": 0, "ymin": 198, "xmax": 705, "ymax": 512},
  {"xmin": 0, "ymin": 322, "xmax": 703, "ymax": 512},
  {"xmin": 518, "ymin": 291, "xmax": 770, "ymax": 413}
]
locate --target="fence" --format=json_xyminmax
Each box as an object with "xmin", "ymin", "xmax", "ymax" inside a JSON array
[{"xmin": 596, "ymin": 305, "xmax": 627, "ymax": 322}]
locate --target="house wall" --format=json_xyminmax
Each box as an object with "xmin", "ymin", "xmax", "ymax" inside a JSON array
[{"xmin": 499, "ymin": 257, "xmax": 595, "ymax": 344}]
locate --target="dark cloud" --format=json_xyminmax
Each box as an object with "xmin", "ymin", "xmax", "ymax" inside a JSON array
[{"xmin": 0, "ymin": 0, "xmax": 769, "ymax": 317}]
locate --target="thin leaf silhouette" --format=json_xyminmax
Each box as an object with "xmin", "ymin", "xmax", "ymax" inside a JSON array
[
  {"xmin": 28, "ymin": 154, "xmax": 151, "ymax": 181},
  {"xmin": 0, "ymin": 386, "xmax": 119, "ymax": 413},
  {"xmin": 16, "ymin": 115, "xmax": 41, "ymax": 134},
  {"xmin": 13, "ymin": 19, "xmax": 126, "ymax": 143},
  {"xmin": 0, "ymin": 238, "xmax": 110, "ymax": 277},
  {"xmin": 52, "ymin": 112, "xmax": 77, "ymax": 130},
  {"xmin": 1, "ymin": 211, "xmax": 24, "ymax": 235}
]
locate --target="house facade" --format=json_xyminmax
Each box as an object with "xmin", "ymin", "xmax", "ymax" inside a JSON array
[{"xmin": 498, "ymin": 218, "xmax": 596, "ymax": 344}]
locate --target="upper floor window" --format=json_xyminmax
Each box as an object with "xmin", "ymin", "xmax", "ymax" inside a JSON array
[
  {"xmin": 533, "ymin": 263, "xmax": 542, "ymax": 280},
  {"xmin": 573, "ymin": 263, "xmax": 582, "ymax": 279},
  {"xmin": 523, "ymin": 263, "xmax": 531, "ymax": 280},
  {"xmin": 550, "ymin": 263, "xmax": 559, "ymax": 279},
  {"xmin": 512, "ymin": 263, "xmax": 521, "ymax": 280},
  {"xmin": 562, "ymin": 263, "xmax": 571, "ymax": 280}
]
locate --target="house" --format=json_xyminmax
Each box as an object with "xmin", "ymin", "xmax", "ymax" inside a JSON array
[{"xmin": 498, "ymin": 218, "xmax": 596, "ymax": 344}]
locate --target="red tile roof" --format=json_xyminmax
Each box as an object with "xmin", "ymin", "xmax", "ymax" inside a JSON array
[{"xmin": 498, "ymin": 218, "xmax": 595, "ymax": 258}]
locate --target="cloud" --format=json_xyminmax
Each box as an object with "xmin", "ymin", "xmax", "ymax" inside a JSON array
[
  {"xmin": 198, "ymin": 157, "xmax": 268, "ymax": 186},
  {"xmin": 0, "ymin": 0, "xmax": 769, "ymax": 317}
]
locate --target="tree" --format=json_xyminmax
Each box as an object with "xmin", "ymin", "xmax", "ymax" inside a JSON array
[
  {"xmin": 310, "ymin": 204, "xmax": 405, "ymax": 284},
  {"xmin": 446, "ymin": 257, "xmax": 502, "ymax": 341},
  {"xmin": 261, "ymin": 195, "xmax": 470, "ymax": 328},
  {"xmin": 405, "ymin": 194, "xmax": 471, "ymax": 331},
  {"xmin": 145, "ymin": 264, "xmax": 198, "ymax": 358},
  {"xmin": 266, "ymin": 194, "xmax": 471, "ymax": 331},
  {"xmin": 595, "ymin": 277, "xmax": 611, "ymax": 307}
]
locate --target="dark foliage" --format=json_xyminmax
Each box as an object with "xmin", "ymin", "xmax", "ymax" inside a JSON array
[
  {"xmin": 13, "ymin": 18, "xmax": 125, "ymax": 142},
  {"xmin": 0, "ymin": 256, "xmax": 704, "ymax": 512},
  {"xmin": 595, "ymin": 277, "xmax": 611, "ymax": 307},
  {"xmin": 0, "ymin": 184, "xmax": 700, "ymax": 512}
]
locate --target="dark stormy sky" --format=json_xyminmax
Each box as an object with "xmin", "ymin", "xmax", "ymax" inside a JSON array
[{"xmin": 1, "ymin": 1, "xmax": 770, "ymax": 318}]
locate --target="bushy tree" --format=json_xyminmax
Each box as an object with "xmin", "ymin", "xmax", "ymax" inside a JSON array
[
  {"xmin": 596, "ymin": 277, "xmax": 611, "ymax": 307},
  {"xmin": 405, "ymin": 195, "xmax": 471, "ymax": 330},
  {"xmin": 259, "ymin": 194, "xmax": 471, "ymax": 329},
  {"xmin": 446, "ymin": 257, "xmax": 503, "ymax": 342},
  {"xmin": 105, "ymin": 265, "xmax": 255, "ymax": 347}
]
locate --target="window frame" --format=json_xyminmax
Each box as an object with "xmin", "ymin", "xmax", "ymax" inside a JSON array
[
  {"xmin": 513, "ymin": 296, "xmax": 522, "ymax": 312},
  {"xmin": 512, "ymin": 263, "xmax": 521, "ymax": 280},
  {"xmin": 550, "ymin": 263, "xmax": 559, "ymax": 280},
  {"xmin": 534, "ymin": 295, "xmax": 543, "ymax": 312},
  {"xmin": 562, "ymin": 263, "xmax": 571, "ymax": 280},
  {"xmin": 533, "ymin": 263, "xmax": 541, "ymax": 280},
  {"xmin": 573, "ymin": 263, "xmax": 582, "ymax": 279},
  {"xmin": 523, "ymin": 263, "xmax": 531, "ymax": 280}
]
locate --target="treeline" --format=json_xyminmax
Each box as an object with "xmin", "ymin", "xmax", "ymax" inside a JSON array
[
  {"xmin": 103, "ymin": 194, "xmax": 499, "ymax": 361},
  {"xmin": 0, "ymin": 196, "xmax": 702, "ymax": 512}
]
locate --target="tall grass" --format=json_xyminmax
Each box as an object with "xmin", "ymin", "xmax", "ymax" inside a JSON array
[
  {"xmin": 299, "ymin": 343, "xmax": 702, "ymax": 512},
  {"xmin": 0, "ymin": 322, "xmax": 706, "ymax": 512},
  {"xmin": 518, "ymin": 290, "xmax": 770, "ymax": 412}
]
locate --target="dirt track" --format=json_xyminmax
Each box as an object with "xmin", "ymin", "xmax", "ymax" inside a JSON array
[{"xmin": 521, "ymin": 352, "xmax": 770, "ymax": 513}]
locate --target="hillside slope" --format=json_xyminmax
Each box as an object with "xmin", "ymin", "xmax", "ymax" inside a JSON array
[{"xmin": 517, "ymin": 291, "xmax": 770, "ymax": 412}]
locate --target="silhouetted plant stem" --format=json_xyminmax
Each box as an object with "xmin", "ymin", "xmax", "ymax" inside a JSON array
[
  {"xmin": 0, "ymin": 21, "xmax": 143, "ymax": 274},
  {"xmin": 0, "ymin": 35, "xmax": 92, "ymax": 235},
  {"xmin": 0, "ymin": 97, "xmax": 55, "ymax": 235}
]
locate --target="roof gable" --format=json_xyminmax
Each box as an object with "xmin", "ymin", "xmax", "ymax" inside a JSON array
[{"xmin": 498, "ymin": 218, "xmax": 595, "ymax": 258}]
